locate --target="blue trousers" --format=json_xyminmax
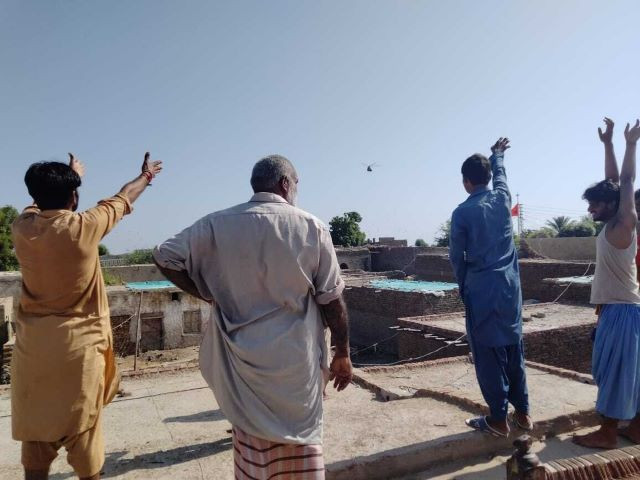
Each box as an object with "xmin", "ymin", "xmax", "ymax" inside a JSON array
[
  {"xmin": 469, "ymin": 338, "xmax": 530, "ymax": 421},
  {"xmin": 593, "ymin": 304, "xmax": 640, "ymax": 420}
]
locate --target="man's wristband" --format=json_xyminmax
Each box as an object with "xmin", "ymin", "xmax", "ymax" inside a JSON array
[{"xmin": 141, "ymin": 171, "xmax": 154, "ymax": 183}]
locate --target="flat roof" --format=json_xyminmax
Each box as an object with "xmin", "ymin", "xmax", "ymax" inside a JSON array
[{"xmin": 399, "ymin": 303, "xmax": 596, "ymax": 334}]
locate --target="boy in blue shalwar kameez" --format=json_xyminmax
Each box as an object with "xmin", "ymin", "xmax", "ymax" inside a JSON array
[{"xmin": 449, "ymin": 137, "xmax": 532, "ymax": 437}]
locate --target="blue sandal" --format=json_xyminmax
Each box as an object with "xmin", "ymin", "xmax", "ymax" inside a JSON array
[{"xmin": 465, "ymin": 416, "xmax": 510, "ymax": 438}]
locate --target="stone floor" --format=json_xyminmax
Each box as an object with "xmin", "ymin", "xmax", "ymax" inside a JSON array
[{"xmin": 0, "ymin": 361, "xmax": 621, "ymax": 479}]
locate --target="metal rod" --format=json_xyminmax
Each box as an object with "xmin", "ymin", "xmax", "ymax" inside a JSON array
[{"xmin": 133, "ymin": 291, "xmax": 144, "ymax": 371}]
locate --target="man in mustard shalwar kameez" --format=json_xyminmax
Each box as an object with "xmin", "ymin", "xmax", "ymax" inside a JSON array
[{"xmin": 11, "ymin": 153, "xmax": 162, "ymax": 480}]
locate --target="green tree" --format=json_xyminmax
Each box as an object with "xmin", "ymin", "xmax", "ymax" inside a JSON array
[
  {"xmin": 0, "ymin": 206, "xmax": 19, "ymax": 271},
  {"xmin": 329, "ymin": 212, "xmax": 366, "ymax": 247},
  {"xmin": 545, "ymin": 216, "xmax": 575, "ymax": 237},
  {"xmin": 124, "ymin": 249, "xmax": 154, "ymax": 265},
  {"xmin": 561, "ymin": 219, "xmax": 596, "ymax": 238},
  {"xmin": 98, "ymin": 244, "xmax": 110, "ymax": 256},
  {"xmin": 578, "ymin": 215, "xmax": 604, "ymax": 235},
  {"xmin": 523, "ymin": 227, "xmax": 555, "ymax": 239},
  {"xmin": 415, "ymin": 238, "xmax": 428, "ymax": 247},
  {"xmin": 434, "ymin": 219, "xmax": 451, "ymax": 247}
]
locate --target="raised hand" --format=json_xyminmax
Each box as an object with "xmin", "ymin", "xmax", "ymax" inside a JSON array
[
  {"xmin": 625, "ymin": 120, "xmax": 640, "ymax": 145},
  {"xmin": 142, "ymin": 152, "xmax": 163, "ymax": 177},
  {"xmin": 598, "ymin": 117, "xmax": 615, "ymax": 144},
  {"xmin": 68, "ymin": 153, "xmax": 85, "ymax": 177},
  {"xmin": 491, "ymin": 137, "xmax": 511, "ymax": 154}
]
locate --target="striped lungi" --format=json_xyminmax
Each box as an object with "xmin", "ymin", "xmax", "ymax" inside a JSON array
[{"xmin": 233, "ymin": 427, "xmax": 325, "ymax": 480}]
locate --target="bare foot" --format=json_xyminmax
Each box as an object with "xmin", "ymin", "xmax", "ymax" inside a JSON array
[
  {"xmin": 573, "ymin": 429, "xmax": 617, "ymax": 449},
  {"xmin": 619, "ymin": 426, "xmax": 640, "ymax": 443}
]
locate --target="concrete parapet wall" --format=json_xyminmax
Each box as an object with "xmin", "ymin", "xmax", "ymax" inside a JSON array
[
  {"xmin": 525, "ymin": 237, "xmax": 596, "ymax": 261},
  {"xmin": 102, "ymin": 264, "xmax": 166, "ymax": 283}
]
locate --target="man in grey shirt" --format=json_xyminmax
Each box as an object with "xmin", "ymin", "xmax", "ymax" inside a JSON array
[{"xmin": 153, "ymin": 155, "xmax": 352, "ymax": 479}]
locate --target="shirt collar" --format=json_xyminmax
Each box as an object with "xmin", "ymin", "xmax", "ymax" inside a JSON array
[
  {"xmin": 468, "ymin": 185, "xmax": 490, "ymax": 198},
  {"xmin": 39, "ymin": 209, "xmax": 72, "ymax": 218},
  {"xmin": 249, "ymin": 192, "xmax": 289, "ymax": 204}
]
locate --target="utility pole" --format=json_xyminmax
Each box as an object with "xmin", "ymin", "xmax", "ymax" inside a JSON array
[{"xmin": 517, "ymin": 194, "xmax": 524, "ymax": 237}]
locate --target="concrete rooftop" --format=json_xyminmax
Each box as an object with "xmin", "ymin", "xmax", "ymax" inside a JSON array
[
  {"xmin": 399, "ymin": 302, "xmax": 596, "ymax": 334},
  {"xmin": 0, "ymin": 356, "xmax": 610, "ymax": 480}
]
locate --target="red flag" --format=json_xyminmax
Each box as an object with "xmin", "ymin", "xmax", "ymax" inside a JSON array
[{"xmin": 511, "ymin": 204, "xmax": 520, "ymax": 217}]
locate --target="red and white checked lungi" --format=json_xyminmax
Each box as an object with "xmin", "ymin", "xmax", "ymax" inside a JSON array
[{"xmin": 233, "ymin": 427, "xmax": 325, "ymax": 480}]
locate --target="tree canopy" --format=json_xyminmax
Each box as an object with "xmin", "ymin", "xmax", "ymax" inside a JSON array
[
  {"xmin": 433, "ymin": 220, "xmax": 451, "ymax": 247},
  {"xmin": 329, "ymin": 212, "xmax": 366, "ymax": 247},
  {"xmin": 0, "ymin": 206, "xmax": 19, "ymax": 271}
]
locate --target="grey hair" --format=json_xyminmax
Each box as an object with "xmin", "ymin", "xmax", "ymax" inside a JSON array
[{"xmin": 250, "ymin": 154, "xmax": 297, "ymax": 193}]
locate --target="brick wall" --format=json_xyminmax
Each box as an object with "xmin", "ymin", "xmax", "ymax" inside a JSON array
[
  {"xmin": 524, "ymin": 323, "xmax": 594, "ymax": 373},
  {"xmin": 414, "ymin": 254, "xmax": 457, "ymax": 282},
  {"xmin": 396, "ymin": 315, "xmax": 595, "ymax": 373},
  {"xmin": 335, "ymin": 247, "xmax": 371, "ymax": 271},
  {"xmin": 370, "ymin": 246, "xmax": 447, "ymax": 273},
  {"xmin": 415, "ymin": 255, "xmax": 594, "ymax": 303},
  {"xmin": 396, "ymin": 321, "xmax": 470, "ymax": 361},
  {"xmin": 344, "ymin": 286, "xmax": 464, "ymax": 354}
]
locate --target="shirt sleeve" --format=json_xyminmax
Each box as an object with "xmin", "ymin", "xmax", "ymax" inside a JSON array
[
  {"xmin": 79, "ymin": 193, "xmax": 133, "ymax": 243},
  {"xmin": 313, "ymin": 225, "xmax": 345, "ymax": 305},
  {"xmin": 490, "ymin": 152, "xmax": 512, "ymax": 204},
  {"xmin": 449, "ymin": 209, "xmax": 467, "ymax": 294},
  {"xmin": 153, "ymin": 217, "xmax": 215, "ymax": 301},
  {"xmin": 153, "ymin": 223, "xmax": 196, "ymax": 273}
]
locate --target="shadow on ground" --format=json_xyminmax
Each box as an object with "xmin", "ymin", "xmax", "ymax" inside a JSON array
[
  {"xmin": 100, "ymin": 437, "xmax": 232, "ymax": 478},
  {"xmin": 163, "ymin": 409, "xmax": 224, "ymax": 423}
]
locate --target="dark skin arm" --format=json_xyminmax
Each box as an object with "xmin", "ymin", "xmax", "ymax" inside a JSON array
[
  {"xmin": 119, "ymin": 152, "xmax": 163, "ymax": 204},
  {"xmin": 154, "ymin": 261, "xmax": 211, "ymax": 303},
  {"xmin": 320, "ymin": 296, "xmax": 353, "ymax": 391}
]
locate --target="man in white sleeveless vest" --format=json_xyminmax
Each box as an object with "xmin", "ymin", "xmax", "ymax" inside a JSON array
[{"xmin": 574, "ymin": 118, "xmax": 640, "ymax": 448}]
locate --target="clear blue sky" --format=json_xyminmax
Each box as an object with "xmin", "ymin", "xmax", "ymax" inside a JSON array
[{"xmin": 2, "ymin": 1, "xmax": 640, "ymax": 253}]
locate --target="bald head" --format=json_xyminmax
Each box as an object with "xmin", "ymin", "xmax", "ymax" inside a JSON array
[{"xmin": 250, "ymin": 155, "xmax": 298, "ymax": 193}]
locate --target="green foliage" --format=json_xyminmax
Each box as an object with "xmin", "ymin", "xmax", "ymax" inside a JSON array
[
  {"xmin": 433, "ymin": 219, "xmax": 451, "ymax": 247},
  {"xmin": 0, "ymin": 206, "xmax": 19, "ymax": 271},
  {"xmin": 415, "ymin": 238, "xmax": 428, "ymax": 247},
  {"xmin": 98, "ymin": 244, "xmax": 110, "ymax": 256},
  {"xmin": 124, "ymin": 248, "xmax": 154, "ymax": 265},
  {"xmin": 102, "ymin": 269, "xmax": 122, "ymax": 286},
  {"xmin": 579, "ymin": 215, "xmax": 604, "ymax": 235},
  {"xmin": 329, "ymin": 212, "xmax": 366, "ymax": 247},
  {"xmin": 524, "ymin": 227, "xmax": 555, "ymax": 239},
  {"xmin": 560, "ymin": 219, "xmax": 596, "ymax": 238},
  {"xmin": 545, "ymin": 216, "xmax": 575, "ymax": 237}
]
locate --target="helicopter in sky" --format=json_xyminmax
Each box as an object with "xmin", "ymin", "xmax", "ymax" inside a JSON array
[{"xmin": 362, "ymin": 162, "xmax": 380, "ymax": 172}]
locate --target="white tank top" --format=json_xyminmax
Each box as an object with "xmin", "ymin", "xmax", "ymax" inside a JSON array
[{"xmin": 591, "ymin": 225, "xmax": 640, "ymax": 305}]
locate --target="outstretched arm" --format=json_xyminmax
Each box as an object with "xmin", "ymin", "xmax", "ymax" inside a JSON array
[
  {"xmin": 608, "ymin": 120, "xmax": 639, "ymax": 248},
  {"xmin": 118, "ymin": 152, "xmax": 163, "ymax": 204},
  {"xmin": 599, "ymin": 117, "xmax": 619, "ymax": 182},
  {"xmin": 490, "ymin": 137, "xmax": 512, "ymax": 203}
]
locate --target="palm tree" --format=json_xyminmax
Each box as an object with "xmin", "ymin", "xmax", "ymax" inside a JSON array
[{"xmin": 545, "ymin": 216, "xmax": 574, "ymax": 237}]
